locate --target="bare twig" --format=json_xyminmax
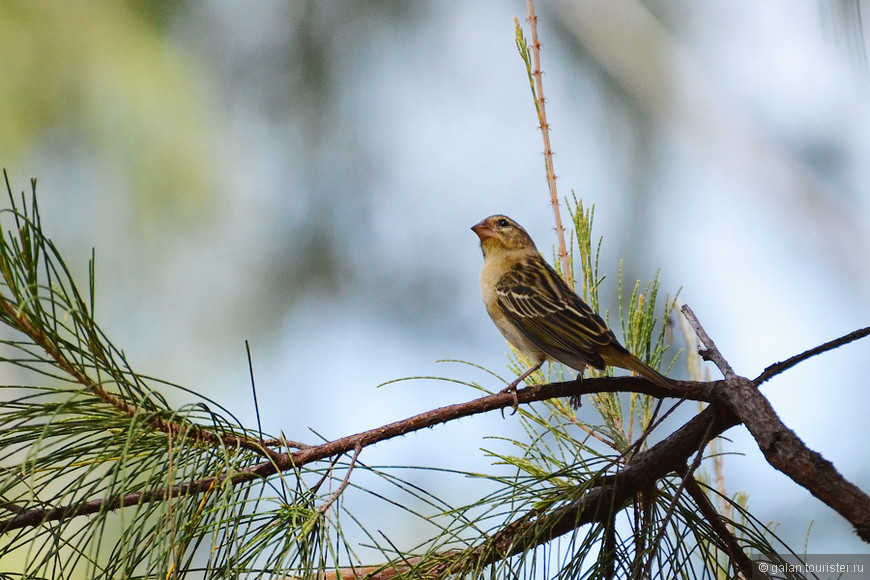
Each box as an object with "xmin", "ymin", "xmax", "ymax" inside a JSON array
[
  {"xmin": 754, "ymin": 325, "xmax": 870, "ymax": 384},
  {"xmin": 633, "ymin": 490, "xmax": 653, "ymax": 580},
  {"xmin": 622, "ymin": 397, "xmax": 686, "ymax": 460},
  {"xmin": 681, "ymin": 304, "xmax": 735, "ymax": 378},
  {"xmin": 603, "ymin": 508, "xmax": 617, "ymax": 580},
  {"xmin": 679, "ymin": 300, "xmax": 733, "ymax": 524},
  {"xmin": 318, "ymin": 444, "xmax": 362, "ymax": 514}
]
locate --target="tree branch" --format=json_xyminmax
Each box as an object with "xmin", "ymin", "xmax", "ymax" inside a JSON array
[
  {"xmin": 0, "ymin": 375, "xmax": 700, "ymax": 533},
  {"xmin": 683, "ymin": 307, "xmax": 870, "ymax": 542},
  {"xmin": 713, "ymin": 374, "xmax": 870, "ymax": 541},
  {"xmin": 681, "ymin": 471, "xmax": 757, "ymax": 579},
  {"xmin": 681, "ymin": 304, "xmax": 735, "ymax": 378},
  {"xmin": 437, "ymin": 403, "xmax": 741, "ymax": 575},
  {"xmin": 754, "ymin": 325, "xmax": 870, "ymax": 384},
  {"xmin": 4, "ymin": 323, "xmax": 870, "ymax": 552}
]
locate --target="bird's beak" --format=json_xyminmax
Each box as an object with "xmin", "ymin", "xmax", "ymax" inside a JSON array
[{"xmin": 471, "ymin": 220, "xmax": 493, "ymax": 240}]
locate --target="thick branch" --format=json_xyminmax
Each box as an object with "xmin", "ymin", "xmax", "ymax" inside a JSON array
[
  {"xmin": 442, "ymin": 354, "xmax": 870, "ymax": 569},
  {"xmin": 714, "ymin": 375, "xmax": 870, "ymax": 541},
  {"xmin": 438, "ymin": 404, "xmax": 741, "ymax": 574},
  {"xmin": 685, "ymin": 307, "xmax": 870, "ymax": 541}
]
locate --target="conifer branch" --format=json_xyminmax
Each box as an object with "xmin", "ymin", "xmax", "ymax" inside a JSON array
[
  {"xmin": 6, "ymin": 314, "xmax": 870, "ymax": 545},
  {"xmin": 0, "ymin": 289, "xmax": 279, "ymax": 462}
]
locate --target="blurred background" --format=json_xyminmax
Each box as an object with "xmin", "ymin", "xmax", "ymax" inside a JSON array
[{"xmin": 2, "ymin": 0, "xmax": 869, "ymax": 558}]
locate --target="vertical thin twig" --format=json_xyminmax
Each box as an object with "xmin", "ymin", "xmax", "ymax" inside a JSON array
[
  {"xmin": 524, "ymin": 0, "xmax": 573, "ymax": 287},
  {"xmin": 677, "ymin": 301, "xmax": 733, "ymax": 528},
  {"xmin": 681, "ymin": 304, "xmax": 735, "ymax": 378}
]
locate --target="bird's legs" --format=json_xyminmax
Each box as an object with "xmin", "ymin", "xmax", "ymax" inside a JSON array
[
  {"xmin": 569, "ymin": 372, "xmax": 584, "ymax": 409},
  {"xmin": 500, "ymin": 361, "xmax": 543, "ymax": 415}
]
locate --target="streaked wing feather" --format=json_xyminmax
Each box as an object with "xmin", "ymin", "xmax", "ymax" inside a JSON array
[{"xmin": 496, "ymin": 256, "xmax": 615, "ymax": 370}]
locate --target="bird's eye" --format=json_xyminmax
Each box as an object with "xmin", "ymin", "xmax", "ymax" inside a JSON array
[{"xmin": 497, "ymin": 218, "xmax": 510, "ymax": 227}]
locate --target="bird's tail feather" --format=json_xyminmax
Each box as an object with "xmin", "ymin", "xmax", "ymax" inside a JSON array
[{"xmin": 604, "ymin": 347, "xmax": 675, "ymax": 392}]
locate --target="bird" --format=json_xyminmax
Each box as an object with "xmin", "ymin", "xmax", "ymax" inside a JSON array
[{"xmin": 471, "ymin": 214, "xmax": 674, "ymax": 407}]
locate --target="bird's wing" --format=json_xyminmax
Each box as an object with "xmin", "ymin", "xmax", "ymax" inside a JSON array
[{"xmin": 495, "ymin": 256, "xmax": 614, "ymax": 370}]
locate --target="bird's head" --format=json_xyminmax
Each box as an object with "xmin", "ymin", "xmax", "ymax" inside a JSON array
[{"xmin": 471, "ymin": 215, "xmax": 537, "ymax": 257}]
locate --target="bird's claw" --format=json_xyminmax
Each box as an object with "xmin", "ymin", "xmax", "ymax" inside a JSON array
[
  {"xmin": 499, "ymin": 381, "xmax": 522, "ymax": 417},
  {"xmin": 569, "ymin": 373, "xmax": 584, "ymax": 409}
]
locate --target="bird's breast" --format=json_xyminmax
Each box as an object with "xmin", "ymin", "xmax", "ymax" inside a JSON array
[{"xmin": 479, "ymin": 258, "xmax": 547, "ymax": 364}]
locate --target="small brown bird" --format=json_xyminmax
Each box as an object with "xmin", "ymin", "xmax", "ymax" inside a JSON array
[{"xmin": 472, "ymin": 214, "xmax": 673, "ymax": 405}]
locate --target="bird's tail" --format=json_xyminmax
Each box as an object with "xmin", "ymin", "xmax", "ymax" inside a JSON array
[{"xmin": 603, "ymin": 345, "xmax": 675, "ymax": 392}]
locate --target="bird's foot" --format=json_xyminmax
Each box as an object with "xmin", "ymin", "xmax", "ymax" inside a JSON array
[
  {"xmin": 499, "ymin": 379, "xmax": 522, "ymax": 417},
  {"xmin": 569, "ymin": 373, "xmax": 584, "ymax": 409},
  {"xmin": 498, "ymin": 362, "xmax": 543, "ymax": 418}
]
